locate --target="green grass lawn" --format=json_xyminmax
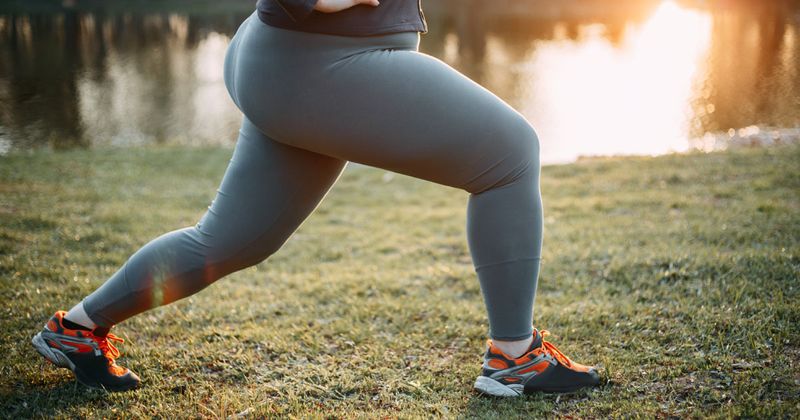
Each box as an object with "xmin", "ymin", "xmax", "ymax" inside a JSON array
[{"xmin": 0, "ymin": 145, "xmax": 798, "ymax": 418}]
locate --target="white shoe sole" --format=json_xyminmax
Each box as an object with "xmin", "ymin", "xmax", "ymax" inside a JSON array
[
  {"xmin": 474, "ymin": 376, "xmax": 524, "ymax": 397},
  {"xmin": 32, "ymin": 332, "xmax": 76, "ymax": 371}
]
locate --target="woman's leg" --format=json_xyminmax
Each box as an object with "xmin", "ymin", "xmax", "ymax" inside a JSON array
[
  {"xmin": 231, "ymin": 27, "xmax": 542, "ymax": 342},
  {"xmin": 34, "ymin": 117, "xmax": 344, "ymax": 391},
  {"xmin": 229, "ymin": 32, "xmax": 599, "ymax": 396},
  {"xmin": 81, "ymin": 118, "xmax": 346, "ymax": 326}
]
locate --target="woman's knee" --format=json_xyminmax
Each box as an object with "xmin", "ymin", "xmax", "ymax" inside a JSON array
[
  {"xmin": 466, "ymin": 114, "xmax": 540, "ymax": 194},
  {"xmin": 508, "ymin": 115, "xmax": 541, "ymax": 166},
  {"xmin": 191, "ymin": 221, "xmax": 281, "ymax": 274}
]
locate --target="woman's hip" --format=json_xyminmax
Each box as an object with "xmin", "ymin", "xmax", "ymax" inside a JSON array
[{"xmin": 224, "ymin": 11, "xmax": 420, "ymax": 114}]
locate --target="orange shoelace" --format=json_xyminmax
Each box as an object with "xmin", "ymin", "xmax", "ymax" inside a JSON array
[
  {"xmin": 94, "ymin": 333, "xmax": 124, "ymax": 365},
  {"xmin": 539, "ymin": 330, "xmax": 573, "ymax": 368}
]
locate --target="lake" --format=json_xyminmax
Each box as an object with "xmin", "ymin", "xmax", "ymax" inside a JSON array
[{"xmin": 1, "ymin": 0, "xmax": 798, "ymax": 163}]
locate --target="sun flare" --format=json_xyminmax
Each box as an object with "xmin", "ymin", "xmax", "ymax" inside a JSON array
[{"xmin": 517, "ymin": 1, "xmax": 713, "ymax": 163}]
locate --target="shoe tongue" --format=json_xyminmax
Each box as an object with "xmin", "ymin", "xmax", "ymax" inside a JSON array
[{"xmin": 529, "ymin": 329, "xmax": 543, "ymax": 351}]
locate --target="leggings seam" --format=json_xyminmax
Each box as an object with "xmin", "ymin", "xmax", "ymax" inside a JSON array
[{"xmin": 475, "ymin": 256, "xmax": 542, "ymax": 271}]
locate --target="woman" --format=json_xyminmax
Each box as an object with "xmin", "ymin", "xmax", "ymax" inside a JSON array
[{"xmin": 32, "ymin": 0, "xmax": 599, "ymax": 396}]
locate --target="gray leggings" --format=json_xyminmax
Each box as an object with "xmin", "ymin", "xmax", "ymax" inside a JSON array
[{"xmin": 83, "ymin": 13, "xmax": 542, "ymax": 341}]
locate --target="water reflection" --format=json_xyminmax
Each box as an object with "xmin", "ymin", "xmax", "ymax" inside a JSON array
[
  {"xmin": 0, "ymin": 0, "xmax": 798, "ymax": 162},
  {"xmin": 0, "ymin": 10, "xmax": 249, "ymax": 150}
]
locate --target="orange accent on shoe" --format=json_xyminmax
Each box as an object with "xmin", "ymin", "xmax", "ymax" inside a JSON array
[
  {"xmin": 488, "ymin": 358, "xmax": 509, "ymax": 370},
  {"xmin": 477, "ymin": 329, "xmax": 599, "ymax": 396},
  {"xmin": 488, "ymin": 342, "xmax": 507, "ymax": 357},
  {"xmin": 568, "ymin": 361, "xmax": 593, "ymax": 373},
  {"xmin": 109, "ymin": 364, "xmax": 128, "ymax": 376},
  {"xmin": 487, "ymin": 340, "xmax": 538, "ymax": 365},
  {"xmin": 51, "ymin": 310, "xmax": 129, "ymax": 377},
  {"xmin": 51, "ymin": 311, "xmax": 87, "ymax": 338},
  {"xmin": 52, "ymin": 311, "xmax": 67, "ymax": 322},
  {"xmin": 539, "ymin": 330, "xmax": 590, "ymax": 373},
  {"xmin": 517, "ymin": 360, "xmax": 549, "ymax": 375},
  {"xmin": 94, "ymin": 333, "xmax": 129, "ymax": 377}
]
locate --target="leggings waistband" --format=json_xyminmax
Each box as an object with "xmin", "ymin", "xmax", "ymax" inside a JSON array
[{"xmin": 241, "ymin": 12, "xmax": 421, "ymax": 56}]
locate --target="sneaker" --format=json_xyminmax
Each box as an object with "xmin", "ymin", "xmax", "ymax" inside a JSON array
[
  {"xmin": 31, "ymin": 310, "xmax": 140, "ymax": 391},
  {"xmin": 474, "ymin": 329, "xmax": 600, "ymax": 396}
]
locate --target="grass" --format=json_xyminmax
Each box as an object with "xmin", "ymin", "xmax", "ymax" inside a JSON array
[{"xmin": 0, "ymin": 144, "xmax": 798, "ymax": 418}]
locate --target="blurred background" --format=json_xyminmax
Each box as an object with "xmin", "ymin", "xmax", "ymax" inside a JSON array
[{"xmin": 0, "ymin": 0, "xmax": 798, "ymax": 163}]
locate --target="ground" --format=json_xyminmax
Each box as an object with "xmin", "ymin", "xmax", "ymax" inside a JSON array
[{"xmin": 0, "ymin": 145, "xmax": 798, "ymax": 418}]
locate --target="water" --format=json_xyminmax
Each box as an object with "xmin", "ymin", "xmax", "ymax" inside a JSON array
[{"xmin": 1, "ymin": 0, "xmax": 799, "ymax": 163}]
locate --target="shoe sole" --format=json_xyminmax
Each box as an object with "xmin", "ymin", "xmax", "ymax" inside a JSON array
[
  {"xmin": 474, "ymin": 374, "xmax": 601, "ymax": 396},
  {"xmin": 474, "ymin": 376, "xmax": 524, "ymax": 397},
  {"xmin": 32, "ymin": 332, "xmax": 137, "ymax": 392}
]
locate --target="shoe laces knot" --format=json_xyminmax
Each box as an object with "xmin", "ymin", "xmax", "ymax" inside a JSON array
[
  {"xmin": 539, "ymin": 330, "xmax": 573, "ymax": 368},
  {"xmin": 95, "ymin": 333, "xmax": 124, "ymax": 365}
]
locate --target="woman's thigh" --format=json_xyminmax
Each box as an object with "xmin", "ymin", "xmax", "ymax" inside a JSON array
[
  {"xmin": 196, "ymin": 118, "xmax": 346, "ymax": 264},
  {"xmin": 245, "ymin": 48, "xmax": 539, "ymax": 194}
]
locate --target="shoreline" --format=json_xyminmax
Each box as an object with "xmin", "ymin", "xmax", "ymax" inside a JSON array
[{"xmin": 4, "ymin": 128, "xmax": 799, "ymax": 167}]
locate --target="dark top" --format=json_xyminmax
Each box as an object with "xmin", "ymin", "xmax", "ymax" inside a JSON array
[{"xmin": 256, "ymin": 0, "xmax": 427, "ymax": 36}]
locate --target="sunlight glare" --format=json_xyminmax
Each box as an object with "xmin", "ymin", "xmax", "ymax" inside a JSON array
[{"xmin": 520, "ymin": 1, "xmax": 713, "ymax": 163}]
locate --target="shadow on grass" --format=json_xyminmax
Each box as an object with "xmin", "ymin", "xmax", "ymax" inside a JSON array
[
  {"xmin": 462, "ymin": 384, "xmax": 609, "ymax": 418},
  {"xmin": 1, "ymin": 371, "xmax": 118, "ymax": 418}
]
